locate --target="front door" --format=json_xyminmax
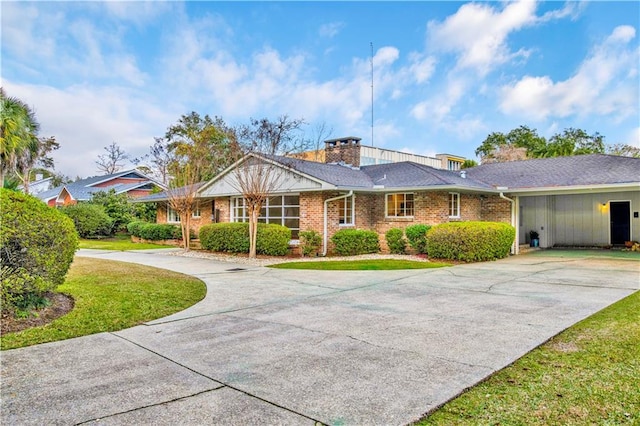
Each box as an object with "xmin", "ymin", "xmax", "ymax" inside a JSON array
[{"xmin": 610, "ymin": 201, "xmax": 631, "ymax": 245}]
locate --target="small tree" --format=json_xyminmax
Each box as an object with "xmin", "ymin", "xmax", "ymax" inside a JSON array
[
  {"xmin": 233, "ymin": 116, "xmax": 308, "ymax": 258},
  {"xmin": 96, "ymin": 142, "xmax": 128, "ymax": 174}
]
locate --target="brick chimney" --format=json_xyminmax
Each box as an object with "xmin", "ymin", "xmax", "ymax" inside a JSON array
[{"xmin": 324, "ymin": 136, "xmax": 362, "ymax": 167}]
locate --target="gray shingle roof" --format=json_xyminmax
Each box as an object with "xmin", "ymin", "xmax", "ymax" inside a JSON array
[
  {"xmin": 466, "ymin": 154, "xmax": 640, "ymax": 189},
  {"xmin": 360, "ymin": 161, "xmax": 493, "ymax": 189}
]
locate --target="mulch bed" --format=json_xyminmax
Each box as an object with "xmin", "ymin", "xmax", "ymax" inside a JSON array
[{"xmin": 1, "ymin": 292, "xmax": 74, "ymax": 335}]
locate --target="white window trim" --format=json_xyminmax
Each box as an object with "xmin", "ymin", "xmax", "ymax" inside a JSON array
[
  {"xmin": 385, "ymin": 193, "xmax": 415, "ymax": 218},
  {"xmin": 192, "ymin": 205, "xmax": 201, "ymax": 218},
  {"xmin": 167, "ymin": 205, "xmax": 180, "ymax": 223},
  {"xmin": 339, "ymin": 194, "xmax": 355, "ymax": 226},
  {"xmin": 230, "ymin": 194, "xmax": 300, "ymax": 236},
  {"xmin": 449, "ymin": 192, "xmax": 461, "ymax": 218}
]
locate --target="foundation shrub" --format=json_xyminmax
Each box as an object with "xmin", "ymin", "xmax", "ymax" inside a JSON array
[
  {"xmin": 426, "ymin": 221, "xmax": 515, "ymax": 262},
  {"xmin": 299, "ymin": 230, "xmax": 322, "ymax": 257},
  {"xmin": 1, "ymin": 189, "xmax": 78, "ymax": 313},
  {"xmin": 405, "ymin": 224, "xmax": 431, "ymax": 254},
  {"xmin": 330, "ymin": 229, "xmax": 380, "ymax": 256},
  {"xmin": 385, "ymin": 228, "xmax": 406, "ymax": 254},
  {"xmin": 200, "ymin": 223, "xmax": 291, "ymax": 256},
  {"xmin": 126, "ymin": 220, "xmax": 146, "ymax": 237},
  {"xmin": 61, "ymin": 203, "xmax": 114, "ymax": 238}
]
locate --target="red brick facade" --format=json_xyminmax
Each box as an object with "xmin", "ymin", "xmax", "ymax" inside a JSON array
[{"xmin": 157, "ymin": 191, "xmax": 512, "ymax": 254}]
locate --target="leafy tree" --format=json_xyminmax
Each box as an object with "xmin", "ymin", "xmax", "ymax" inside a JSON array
[
  {"xmin": 233, "ymin": 115, "xmax": 308, "ymax": 258},
  {"xmin": 14, "ymin": 136, "xmax": 59, "ymax": 194},
  {"xmin": 90, "ymin": 189, "xmax": 134, "ymax": 232},
  {"xmin": 461, "ymin": 159, "xmax": 478, "ymax": 169},
  {"xmin": 163, "ymin": 112, "xmax": 236, "ymax": 250},
  {"xmin": 607, "ymin": 143, "xmax": 640, "ymax": 158},
  {"xmin": 96, "ymin": 142, "xmax": 128, "ymax": 174},
  {"xmin": 0, "ymin": 89, "xmax": 41, "ymax": 185},
  {"xmin": 132, "ymin": 137, "xmax": 173, "ymax": 185},
  {"xmin": 476, "ymin": 126, "xmax": 611, "ymax": 163}
]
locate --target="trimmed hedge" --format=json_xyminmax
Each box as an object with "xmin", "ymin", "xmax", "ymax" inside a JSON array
[
  {"xmin": 385, "ymin": 228, "xmax": 406, "ymax": 254},
  {"xmin": 426, "ymin": 221, "xmax": 515, "ymax": 262},
  {"xmin": 405, "ymin": 224, "xmax": 431, "ymax": 254},
  {"xmin": 199, "ymin": 223, "xmax": 291, "ymax": 256},
  {"xmin": 61, "ymin": 203, "xmax": 113, "ymax": 238},
  {"xmin": 127, "ymin": 221, "xmax": 182, "ymax": 241},
  {"xmin": 1, "ymin": 189, "xmax": 79, "ymax": 312},
  {"xmin": 330, "ymin": 229, "xmax": 380, "ymax": 256}
]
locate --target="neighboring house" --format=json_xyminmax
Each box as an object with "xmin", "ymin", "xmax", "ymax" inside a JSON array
[
  {"xmin": 17, "ymin": 174, "xmax": 54, "ymax": 195},
  {"xmin": 36, "ymin": 169, "xmax": 164, "ymax": 206},
  {"xmin": 143, "ymin": 137, "xmax": 640, "ymax": 254}
]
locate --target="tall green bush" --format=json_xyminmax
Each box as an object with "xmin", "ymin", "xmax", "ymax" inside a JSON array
[
  {"xmin": 90, "ymin": 189, "xmax": 134, "ymax": 232},
  {"xmin": 1, "ymin": 189, "xmax": 78, "ymax": 312},
  {"xmin": 426, "ymin": 221, "xmax": 515, "ymax": 262},
  {"xmin": 200, "ymin": 223, "xmax": 291, "ymax": 256},
  {"xmin": 385, "ymin": 228, "xmax": 406, "ymax": 254},
  {"xmin": 330, "ymin": 229, "xmax": 380, "ymax": 256},
  {"xmin": 61, "ymin": 203, "xmax": 114, "ymax": 238},
  {"xmin": 405, "ymin": 224, "xmax": 431, "ymax": 254}
]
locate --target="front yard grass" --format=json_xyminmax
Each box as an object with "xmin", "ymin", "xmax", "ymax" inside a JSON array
[
  {"xmin": 269, "ymin": 259, "xmax": 451, "ymax": 270},
  {"xmin": 1, "ymin": 257, "xmax": 206, "ymax": 350},
  {"xmin": 418, "ymin": 290, "xmax": 640, "ymax": 425},
  {"xmin": 79, "ymin": 234, "xmax": 170, "ymax": 250}
]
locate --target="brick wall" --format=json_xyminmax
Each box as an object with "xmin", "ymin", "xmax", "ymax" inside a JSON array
[{"xmin": 480, "ymin": 195, "xmax": 512, "ymax": 223}]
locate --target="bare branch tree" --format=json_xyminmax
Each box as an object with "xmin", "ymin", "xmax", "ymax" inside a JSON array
[
  {"xmin": 96, "ymin": 142, "xmax": 128, "ymax": 174},
  {"xmin": 232, "ymin": 115, "xmax": 308, "ymax": 258}
]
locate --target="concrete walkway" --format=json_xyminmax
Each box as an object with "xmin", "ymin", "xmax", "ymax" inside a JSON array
[{"xmin": 2, "ymin": 250, "xmax": 638, "ymax": 425}]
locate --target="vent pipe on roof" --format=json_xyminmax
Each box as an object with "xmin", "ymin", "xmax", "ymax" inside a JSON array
[{"xmin": 460, "ymin": 170, "xmax": 466, "ymax": 179}]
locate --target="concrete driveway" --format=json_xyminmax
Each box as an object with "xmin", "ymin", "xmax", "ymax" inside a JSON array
[{"xmin": 2, "ymin": 250, "xmax": 638, "ymax": 425}]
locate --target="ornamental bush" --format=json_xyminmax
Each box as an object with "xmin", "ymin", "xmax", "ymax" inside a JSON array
[
  {"xmin": 405, "ymin": 224, "xmax": 431, "ymax": 254},
  {"xmin": 426, "ymin": 221, "xmax": 515, "ymax": 262},
  {"xmin": 385, "ymin": 228, "xmax": 406, "ymax": 254},
  {"xmin": 299, "ymin": 230, "xmax": 322, "ymax": 257},
  {"xmin": 127, "ymin": 221, "xmax": 189, "ymax": 241},
  {"xmin": 200, "ymin": 223, "xmax": 291, "ymax": 256},
  {"xmin": 1, "ymin": 189, "xmax": 78, "ymax": 313},
  {"xmin": 61, "ymin": 203, "xmax": 114, "ymax": 238},
  {"xmin": 330, "ymin": 229, "xmax": 380, "ymax": 256}
]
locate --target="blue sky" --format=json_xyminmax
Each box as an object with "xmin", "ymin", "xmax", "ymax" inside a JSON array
[{"xmin": 2, "ymin": 1, "xmax": 639, "ymax": 178}]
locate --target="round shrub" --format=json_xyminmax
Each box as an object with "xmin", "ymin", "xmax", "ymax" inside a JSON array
[
  {"xmin": 330, "ymin": 229, "xmax": 380, "ymax": 256},
  {"xmin": 1, "ymin": 189, "xmax": 79, "ymax": 312},
  {"xmin": 426, "ymin": 221, "xmax": 515, "ymax": 262},
  {"xmin": 256, "ymin": 224, "xmax": 291, "ymax": 256},
  {"xmin": 138, "ymin": 223, "xmax": 181, "ymax": 241},
  {"xmin": 126, "ymin": 220, "xmax": 146, "ymax": 237},
  {"xmin": 405, "ymin": 224, "xmax": 431, "ymax": 254},
  {"xmin": 385, "ymin": 228, "xmax": 406, "ymax": 254},
  {"xmin": 61, "ymin": 203, "xmax": 113, "ymax": 238}
]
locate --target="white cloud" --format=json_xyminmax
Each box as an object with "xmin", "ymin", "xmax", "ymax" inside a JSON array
[
  {"xmin": 626, "ymin": 127, "xmax": 640, "ymax": 148},
  {"xmin": 499, "ymin": 25, "xmax": 639, "ymax": 121},
  {"xmin": 4, "ymin": 81, "xmax": 177, "ymax": 178},
  {"xmin": 427, "ymin": 1, "xmax": 538, "ymax": 75},
  {"xmin": 319, "ymin": 22, "xmax": 345, "ymax": 38}
]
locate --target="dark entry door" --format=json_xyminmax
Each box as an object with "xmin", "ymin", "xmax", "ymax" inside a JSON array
[{"xmin": 610, "ymin": 201, "xmax": 630, "ymax": 245}]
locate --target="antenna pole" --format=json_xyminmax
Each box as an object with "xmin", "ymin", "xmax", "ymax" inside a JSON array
[{"xmin": 370, "ymin": 42, "xmax": 374, "ymax": 147}]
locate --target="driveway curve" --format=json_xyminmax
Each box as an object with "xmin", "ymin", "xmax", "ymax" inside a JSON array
[{"xmin": 2, "ymin": 249, "xmax": 638, "ymax": 425}]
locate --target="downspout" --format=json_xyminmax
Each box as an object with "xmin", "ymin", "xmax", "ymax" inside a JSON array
[
  {"xmin": 323, "ymin": 190, "xmax": 354, "ymax": 256},
  {"xmin": 499, "ymin": 192, "xmax": 518, "ymax": 255}
]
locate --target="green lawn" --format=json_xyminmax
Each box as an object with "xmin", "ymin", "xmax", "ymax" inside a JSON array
[
  {"xmin": 1, "ymin": 257, "xmax": 206, "ymax": 350},
  {"xmin": 78, "ymin": 234, "xmax": 171, "ymax": 250},
  {"xmin": 269, "ymin": 259, "xmax": 451, "ymax": 270},
  {"xmin": 530, "ymin": 248, "xmax": 640, "ymax": 260},
  {"xmin": 418, "ymin": 290, "xmax": 640, "ymax": 425}
]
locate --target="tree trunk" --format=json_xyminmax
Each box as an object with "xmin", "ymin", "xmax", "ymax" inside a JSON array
[
  {"xmin": 181, "ymin": 213, "xmax": 191, "ymax": 251},
  {"xmin": 248, "ymin": 204, "xmax": 259, "ymax": 258}
]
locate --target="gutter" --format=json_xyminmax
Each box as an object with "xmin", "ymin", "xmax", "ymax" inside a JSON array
[
  {"xmin": 323, "ymin": 190, "xmax": 353, "ymax": 256},
  {"xmin": 499, "ymin": 191, "xmax": 518, "ymax": 255}
]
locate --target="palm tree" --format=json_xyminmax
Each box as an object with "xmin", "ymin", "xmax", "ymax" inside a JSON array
[{"xmin": 0, "ymin": 89, "xmax": 40, "ymax": 185}]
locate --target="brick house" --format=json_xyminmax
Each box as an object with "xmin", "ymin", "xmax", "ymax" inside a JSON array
[
  {"xmin": 36, "ymin": 169, "xmax": 164, "ymax": 206},
  {"xmin": 145, "ymin": 137, "xmax": 640, "ymax": 254}
]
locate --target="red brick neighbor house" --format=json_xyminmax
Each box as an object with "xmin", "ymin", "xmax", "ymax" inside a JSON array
[
  {"xmin": 143, "ymin": 137, "xmax": 640, "ymax": 254},
  {"xmin": 36, "ymin": 169, "xmax": 164, "ymax": 206}
]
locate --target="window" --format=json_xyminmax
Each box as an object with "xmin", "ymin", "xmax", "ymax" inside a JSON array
[
  {"xmin": 449, "ymin": 192, "xmax": 460, "ymax": 218},
  {"xmin": 231, "ymin": 195, "xmax": 300, "ymax": 238},
  {"xmin": 192, "ymin": 205, "xmax": 201, "ymax": 218},
  {"xmin": 447, "ymin": 159, "xmax": 462, "ymax": 171},
  {"xmin": 167, "ymin": 206, "xmax": 180, "ymax": 223},
  {"xmin": 338, "ymin": 195, "xmax": 354, "ymax": 225},
  {"xmin": 386, "ymin": 193, "xmax": 414, "ymax": 217}
]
